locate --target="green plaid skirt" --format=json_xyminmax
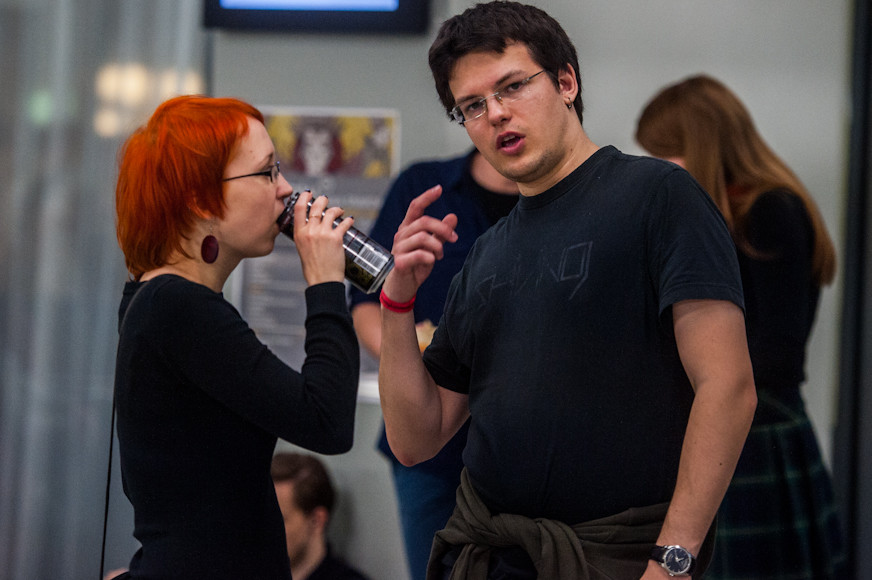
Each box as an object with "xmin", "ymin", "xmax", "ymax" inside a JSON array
[{"xmin": 704, "ymin": 389, "xmax": 846, "ymax": 579}]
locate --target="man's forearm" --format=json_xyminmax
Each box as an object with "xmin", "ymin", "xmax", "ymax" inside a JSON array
[
  {"xmin": 375, "ymin": 184, "xmax": 464, "ymax": 465},
  {"xmin": 378, "ymin": 307, "xmax": 467, "ymax": 465},
  {"xmin": 656, "ymin": 379, "xmax": 756, "ymax": 555},
  {"xmin": 651, "ymin": 298, "xmax": 757, "ymax": 577}
]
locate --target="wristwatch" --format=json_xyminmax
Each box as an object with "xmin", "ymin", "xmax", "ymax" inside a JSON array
[{"xmin": 650, "ymin": 545, "xmax": 695, "ymax": 576}]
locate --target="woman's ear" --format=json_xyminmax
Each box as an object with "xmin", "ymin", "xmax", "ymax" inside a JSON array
[{"xmin": 188, "ymin": 193, "xmax": 218, "ymax": 221}]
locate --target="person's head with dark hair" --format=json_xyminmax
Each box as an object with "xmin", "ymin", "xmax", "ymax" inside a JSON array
[
  {"xmin": 271, "ymin": 451, "xmax": 336, "ymax": 516},
  {"xmin": 423, "ymin": 1, "xmax": 595, "ymax": 195},
  {"xmin": 429, "ymin": 1, "xmax": 584, "ymax": 125},
  {"xmin": 271, "ymin": 452, "xmax": 369, "ymax": 580}
]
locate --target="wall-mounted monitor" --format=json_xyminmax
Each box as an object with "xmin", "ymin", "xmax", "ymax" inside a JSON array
[{"xmin": 203, "ymin": 0, "xmax": 431, "ymax": 34}]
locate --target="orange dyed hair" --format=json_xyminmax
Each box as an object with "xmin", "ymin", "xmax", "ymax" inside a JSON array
[{"xmin": 115, "ymin": 95, "xmax": 264, "ymax": 279}]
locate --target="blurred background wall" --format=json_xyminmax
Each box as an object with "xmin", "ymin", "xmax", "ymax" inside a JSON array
[{"xmin": 0, "ymin": 1, "xmax": 861, "ymax": 579}]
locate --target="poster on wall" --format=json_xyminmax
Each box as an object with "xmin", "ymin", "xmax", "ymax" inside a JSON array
[{"xmin": 232, "ymin": 106, "xmax": 399, "ymax": 399}]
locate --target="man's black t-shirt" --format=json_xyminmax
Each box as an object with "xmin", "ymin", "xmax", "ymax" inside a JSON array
[{"xmin": 423, "ymin": 146, "xmax": 744, "ymax": 524}]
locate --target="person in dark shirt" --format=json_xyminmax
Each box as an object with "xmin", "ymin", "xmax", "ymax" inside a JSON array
[
  {"xmin": 636, "ymin": 74, "xmax": 846, "ymax": 580},
  {"xmin": 111, "ymin": 95, "xmax": 360, "ymax": 580},
  {"xmin": 272, "ymin": 452, "xmax": 371, "ymax": 580},
  {"xmin": 348, "ymin": 149, "xmax": 518, "ymax": 580},
  {"xmin": 377, "ymin": 3, "xmax": 757, "ymax": 578}
]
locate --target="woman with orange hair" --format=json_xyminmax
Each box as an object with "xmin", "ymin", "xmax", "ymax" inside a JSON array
[
  {"xmin": 636, "ymin": 75, "xmax": 844, "ymax": 579},
  {"xmin": 111, "ymin": 95, "xmax": 360, "ymax": 579}
]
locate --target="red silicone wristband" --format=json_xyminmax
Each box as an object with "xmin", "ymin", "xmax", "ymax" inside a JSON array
[{"xmin": 380, "ymin": 289, "xmax": 416, "ymax": 313}]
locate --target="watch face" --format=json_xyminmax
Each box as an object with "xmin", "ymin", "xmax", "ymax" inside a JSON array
[{"xmin": 663, "ymin": 547, "xmax": 692, "ymax": 574}]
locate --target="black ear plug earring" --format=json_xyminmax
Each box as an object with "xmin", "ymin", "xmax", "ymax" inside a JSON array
[{"xmin": 201, "ymin": 223, "xmax": 219, "ymax": 264}]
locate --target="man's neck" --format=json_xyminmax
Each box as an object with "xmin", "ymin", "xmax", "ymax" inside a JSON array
[
  {"xmin": 517, "ymin": 133, "xmax": 600, "ymax": 197},
  {"xmin": 291, "ymin": 541, "xmax": 327, "ymax": 580}
]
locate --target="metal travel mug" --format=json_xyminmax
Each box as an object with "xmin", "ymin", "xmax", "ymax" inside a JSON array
[{"xmin": 276, "ymin": 191, "xmax": 394, "ymax": 294}]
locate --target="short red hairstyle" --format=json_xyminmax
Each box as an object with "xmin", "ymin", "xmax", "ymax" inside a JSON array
[{"xmin": 115, "ymin": 95, "xmax": 264, "ymax": 279}]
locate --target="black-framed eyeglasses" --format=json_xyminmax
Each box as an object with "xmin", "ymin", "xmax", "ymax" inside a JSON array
[
  {"xmin": 450, "ymin": 70, "xmax": 547, "ymax": 125},
  {"xmin": 222, "ymin": 161, "xmax": 281, "ymax": 183}
]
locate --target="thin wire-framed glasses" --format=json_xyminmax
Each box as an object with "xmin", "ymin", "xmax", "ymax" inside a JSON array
[
  {"xmin": 223, "ymin": 161, "xmax": 281, "ymax": 183},
  {"xmin": 450, "ymin": 70, "xmax": 547, "ymax": 125}
]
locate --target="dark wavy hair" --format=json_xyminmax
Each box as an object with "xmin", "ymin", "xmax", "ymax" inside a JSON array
[{"xmin": 429, "ymin": 1, "xmax": 584, "ymax": 125}]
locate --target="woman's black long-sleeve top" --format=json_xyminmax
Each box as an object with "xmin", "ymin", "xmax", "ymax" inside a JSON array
[{"xmin": 114, "ymin": 275, "xmax": 359, "ymax": 579}]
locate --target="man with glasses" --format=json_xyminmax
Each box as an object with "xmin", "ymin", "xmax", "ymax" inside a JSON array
[{"xmin": 376, "ymin": 2, "xmax": 757, "ymax": 579}]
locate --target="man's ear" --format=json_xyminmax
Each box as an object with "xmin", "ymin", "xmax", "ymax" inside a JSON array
[
  {"xmin": 557, "ymin": 64, "xmax": 579, "ymax": 103},
  {"xmin": 310, "ymin": 506, "xmax": 330, "ymax": 536}
]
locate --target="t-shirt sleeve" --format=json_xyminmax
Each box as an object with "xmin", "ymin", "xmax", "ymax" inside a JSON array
[{"xmin": 648, "ymin": 169, "xmax": 745, "ymax": 317}]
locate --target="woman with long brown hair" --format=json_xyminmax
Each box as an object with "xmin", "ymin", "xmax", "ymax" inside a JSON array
[{"xmin": 637, "ymin": 74, "xmax": 844, "ymax": 579}]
